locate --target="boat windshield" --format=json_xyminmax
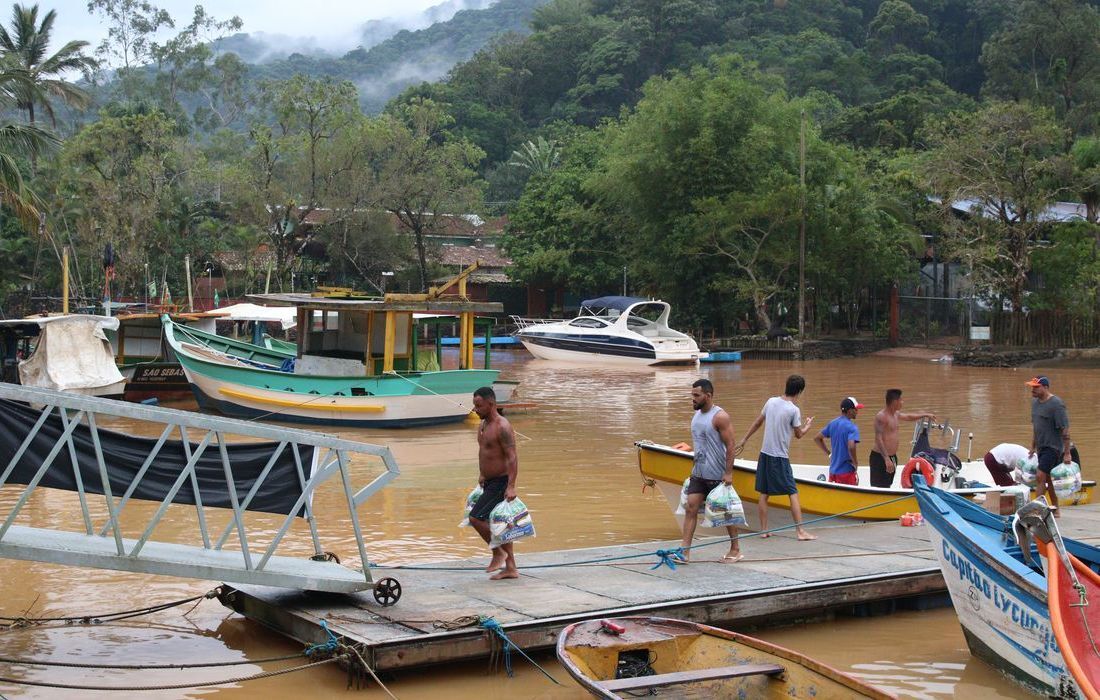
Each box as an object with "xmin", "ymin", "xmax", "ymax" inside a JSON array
[
  {"xmin": 624, "ymin": 304, "xmax": 666, "ymax": 328},
  {"xmin": 569, "ymin": 317, "xmax": 610, "ymax": 328}
]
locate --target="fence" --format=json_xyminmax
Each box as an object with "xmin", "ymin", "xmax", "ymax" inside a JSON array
[{"xmin": 990, "ymin": 312, "xmax": 1100, "ymax": 348}]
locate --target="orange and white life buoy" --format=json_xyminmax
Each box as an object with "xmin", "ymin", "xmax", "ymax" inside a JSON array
[{"xmin": 902, "ymin": 456, "xmax": 935, "ymax": 488}]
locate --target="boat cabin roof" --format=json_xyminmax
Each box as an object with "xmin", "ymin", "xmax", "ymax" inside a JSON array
[
  {"xmin": 581, "ymin": 295, "xmax": 649, "ymax": 312},
  {"xmin": 246, "ymin": 293, "xmax": 502, "ymax": 315}
]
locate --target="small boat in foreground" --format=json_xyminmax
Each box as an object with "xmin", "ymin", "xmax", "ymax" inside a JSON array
[
  {"xmin": 556, "ymin": 616, "xmax": 893, "ymax": 699},
  {"xmin": 914, "ymin": 478, "xmax": 1099, "ymax": 696},
  {"xmin": 1044, "ymin": 534, "xmax": 1100, "ymax": 698},
  {"xmin": 513, "ymin": 296, "xmax": 705, "ymax": 366}
]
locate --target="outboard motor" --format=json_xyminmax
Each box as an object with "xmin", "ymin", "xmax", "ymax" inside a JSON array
[{"xmin": 910, "ymin": 418, "xmax": 964, "ymax": 487}]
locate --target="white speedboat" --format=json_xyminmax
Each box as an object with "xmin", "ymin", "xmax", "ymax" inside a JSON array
[{"xmin": 513, "ymin": 296, "xmax": 705, "ymax": 366}]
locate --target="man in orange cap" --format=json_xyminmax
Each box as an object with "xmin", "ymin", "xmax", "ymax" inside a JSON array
[{"xmin": 1026, "ymin": 376, "xmax": 1072, "ymax": 514}]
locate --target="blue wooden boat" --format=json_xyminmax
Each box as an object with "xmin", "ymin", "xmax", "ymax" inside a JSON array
[
  {"xmin": 699, "ymin": 351, "xmax": 741, "ymax": 363},
  {"xmin": 439, "ymin": 335, "xmax": 519, "ymax": 347},
  {"xmin": 914, "ymin": 478, "xmax": 1098, "ymax": 696}
]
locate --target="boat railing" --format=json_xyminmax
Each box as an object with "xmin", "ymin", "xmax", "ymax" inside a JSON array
[
  {"xmin": 0, "ymin": 383, "xmax": 400, "ymax": 593},
  {"xmin": 509, "ymin": 315, "xmax": 567, "ymax": 331}
]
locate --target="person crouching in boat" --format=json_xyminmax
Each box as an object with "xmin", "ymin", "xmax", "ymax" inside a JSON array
[
  {"xmin": 672, "ymin": 379, "xmax": 743, "ymax": 565},
  {"xmin": 815, "ymin": 397, "xmax": 863, "ymax": 485},
  {"xmin": 982, "ymin": 443, "xmax": 1029, "ymax": 487}
]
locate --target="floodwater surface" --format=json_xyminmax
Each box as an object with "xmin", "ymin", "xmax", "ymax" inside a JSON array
[{"xmin": 0, "ymin": 351, "xmax": 1089, "ymax": 698}]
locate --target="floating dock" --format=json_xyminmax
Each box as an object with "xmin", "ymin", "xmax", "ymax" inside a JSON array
[
  {"xmin": 220, "ymin": 504, "xmax": 1100, "ymax": 672},
  {"xmin": 700, "ymin": 351, "xmax": 741, "ymax": 363}
]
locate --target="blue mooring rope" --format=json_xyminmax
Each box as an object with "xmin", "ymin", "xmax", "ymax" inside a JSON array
[
  {"xmin": 478, "ymin": 616, "xmax": 562, "ymax": 685},
  {"xmin": 304, "ymin": 620, "xmax": 339, "ymax": 657},
  {"xmin": 651, "ymin": 547, "xmax": 685, "ymax": 570},
  {"xmin": 366, "ymin": 493, "xmax": 916, "ymax": 573}
]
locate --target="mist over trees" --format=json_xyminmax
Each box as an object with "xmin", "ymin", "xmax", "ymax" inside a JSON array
[{"xmin": 2, "ymin": 0, "xmax": 1100, "ymax": 333}]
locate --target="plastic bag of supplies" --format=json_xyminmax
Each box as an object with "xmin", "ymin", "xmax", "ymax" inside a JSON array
[
  {"xmin": 1015, "ymin": 454, "xmax": 1039, "ymax": 487},
  {"xmin": 489, "ymin": 498, "xmax": 535, "ymax": 548},
  {"xmin": 1051, "ymin": 462, "xmax": 1083, "ymax": 500},
  {"xmin": 459, "ymin": 484, "xmax": 483, "ymax": 527},
  {"xmin": 704, "ymin": 483, "xmax": 746, "ymax": 528},
  {"xmin": 675, "ymin": 478, "xmax": 691, "ymax": 516}
]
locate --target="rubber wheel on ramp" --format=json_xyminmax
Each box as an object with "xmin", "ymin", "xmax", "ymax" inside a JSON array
[{"xmin": 372, "ymin": 577, "xmax": 402, "ymax": 606}]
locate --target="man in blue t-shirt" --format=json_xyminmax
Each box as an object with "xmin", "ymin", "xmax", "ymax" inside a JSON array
[{"xmin": 814, "ymin": 397, "xmax": 862, "ymax": 485}]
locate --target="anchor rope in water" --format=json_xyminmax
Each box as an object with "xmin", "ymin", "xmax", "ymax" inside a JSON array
[
  {"xmin": 478, "ymin": 616, "xmax": 562, "ymax": 685},
  {"xmin": 0, "ymin": 588, "xmax": 221, "ymax": 629},
  {"xmin": 367, "ymin": 493, "xmax": 917, "ymax": 572},
  {"xmin": 0, "ymin": 655, "xmax": 347, "ymax": 692}
]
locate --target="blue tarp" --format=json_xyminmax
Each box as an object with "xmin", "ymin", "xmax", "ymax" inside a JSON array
[{"xmin": 580, "ymin": 296, "xmax": 647, "ymax": 311}]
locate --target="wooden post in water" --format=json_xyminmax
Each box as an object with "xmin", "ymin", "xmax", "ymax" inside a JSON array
[
  {"xmin": 798, "ymin": 110, "xmax": 807, "ymax": 340},
  {"xmin": 61, "ymin": 245, "xmax": 70, "ymax": 314},
  {"xmin": 889, "ymin": 283, "xmax": 900, "ymax": 346},
  {"xmin": 383, "ymin": 311, "xmax": 396, "ymax": 373},
  {"xmin": 185, "ymin": 255, "xmax": 194, "ymax": 312}
]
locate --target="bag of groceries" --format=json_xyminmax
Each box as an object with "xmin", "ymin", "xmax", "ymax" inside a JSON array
[
  {"xmin": 1051, "ymin": 462, "xmax": 1083, "ymax": 500},
  {"xmin": 1015, "ymin": 454, "xmax": 1039, "ymax": 487},
  {"xmin": 458, "ymin": 484, "xmax": 483, "ymax": 527},
  {"xmin": 675, "ymin": 478, "xmax": 691, "ymax": 516},
  {"xmin": 489, "ymin": 498, "xmax": 536, "ymax": 548},
  {"xmin": 704, "ymin": 483, "xmax": 746, "ymax": 528}
]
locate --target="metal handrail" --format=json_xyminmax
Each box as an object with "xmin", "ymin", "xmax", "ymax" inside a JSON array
[
  {"xmin": 0, "ymin": 384, "xmax": 399, "ymax": 588},
  {"xmin": 509, "ymin": 315, "xmax": 566, "ymax": 330}
]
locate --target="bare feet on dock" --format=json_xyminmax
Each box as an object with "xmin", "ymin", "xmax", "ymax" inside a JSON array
[
  {"xmin": 486, "ymin": 553, "xmax": 506, "ymax": 572},
  {"xmin": 796, "ymin": 529, "xmax": 817, "ymax": 541},
  {"xmin": 490, "ymin": 568, "xmax": 519, "ymax": 580}
]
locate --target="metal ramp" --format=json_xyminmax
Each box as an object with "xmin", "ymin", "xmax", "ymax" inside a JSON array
[{"xmin": 0, "ymin": 384, "xmax": 399, "ymax": 595}]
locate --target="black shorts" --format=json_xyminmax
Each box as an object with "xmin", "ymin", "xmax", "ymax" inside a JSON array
[
  {"xmin": 1037, "ymin": 447, "xmax": 1062, "ymax": 474},
  {"xmin": 686, "ymin": 476, "xmax": 721, "ymax": 496},
  {"xmin": 869, "ymin": 451, "xmax": 898, "ymax": 488},
  {"xmin": 469, "ymin": 475, "xmax": 508, "ymax": 521},
  {"xmin": 755, "ymin": 453, "xmax": 797, "ymax": 495}
]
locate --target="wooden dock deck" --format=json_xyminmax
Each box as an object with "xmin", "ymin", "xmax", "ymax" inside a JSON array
[{"xmin": 219, "ymin": 504, "xmax": 1100, "ymax": 672}]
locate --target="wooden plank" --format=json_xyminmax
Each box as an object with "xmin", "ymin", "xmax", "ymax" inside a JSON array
[{"xmin": 597, "ymin": 664, "xmax": 784, "ymax": 691}]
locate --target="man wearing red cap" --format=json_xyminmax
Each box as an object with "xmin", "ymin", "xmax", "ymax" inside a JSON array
[
  {"xmin": 1027, "ymin": 375, "xmax": 1072, "ymax": 514},
  {"xmin": 815, "ymin": 397, "xmax": 863, "ymax": 485}
]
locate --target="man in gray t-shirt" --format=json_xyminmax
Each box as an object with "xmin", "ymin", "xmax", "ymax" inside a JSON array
[
  {"xmin": 736, "ymin": 374, "xmax": 815, "ymax": 540},
  {"xmin": 1026, "ymin": 375, "xmax": 1072, "ymax": 513}
]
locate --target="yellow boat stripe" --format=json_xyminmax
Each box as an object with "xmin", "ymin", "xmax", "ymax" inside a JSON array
[{"xmin": 218, "ymin": 387, "xmax": 386, "ymax": 413}]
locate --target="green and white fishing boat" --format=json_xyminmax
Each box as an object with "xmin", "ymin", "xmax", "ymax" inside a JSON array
[{"xmin": 164, "ymin": 266, "xmax": 503, "ymax": 427}]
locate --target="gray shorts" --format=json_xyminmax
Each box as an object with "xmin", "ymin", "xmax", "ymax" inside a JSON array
[{"xmin": 755, "ymin": 453, "xmax": 797, "ymax": 495}]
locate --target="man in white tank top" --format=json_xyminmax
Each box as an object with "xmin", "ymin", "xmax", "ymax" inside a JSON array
[{"xmin": 674, "ymin": 378, "xmax": 742, "ymax": 564}]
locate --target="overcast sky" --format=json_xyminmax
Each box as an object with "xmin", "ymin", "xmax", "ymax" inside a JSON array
[{"xmin": 46, "ymin": 0, "xmax": 448, "ymax": 56}]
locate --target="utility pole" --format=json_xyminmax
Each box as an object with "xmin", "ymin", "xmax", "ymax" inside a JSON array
[{"xmin": 798, "ymin": 109, "xmax": 807, "ymax": 341}]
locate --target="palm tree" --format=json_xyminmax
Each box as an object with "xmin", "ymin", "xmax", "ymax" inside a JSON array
[
  {"xmin": 508, "ymin": 137, "xmax": 561, "ymax": 176},
  {"xmin": 0, "ymin": 3, "xmax": 96, "ymax": 126},
  {"xmin": 0, "ymin": 67, "xmax": 59, "ymax": 224}
]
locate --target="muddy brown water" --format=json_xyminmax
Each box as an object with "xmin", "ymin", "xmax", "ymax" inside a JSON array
[{"xmin": 1, "ymin": 351, "xmax": 1086, "ymax": 698}]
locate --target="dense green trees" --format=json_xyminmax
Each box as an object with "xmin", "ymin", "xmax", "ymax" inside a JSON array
[{"xmin": 2, "ymin": 0, "xmax": 1100, "ymax": 334}]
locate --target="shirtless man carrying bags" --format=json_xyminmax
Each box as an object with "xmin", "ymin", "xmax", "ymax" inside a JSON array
[
  {"xmin": 870, "ymin": 388, "xmax": 936, "ymax": 488},
  {"xmin": 467, "ymin": 386, "xmax": 521, "ymax": 580}
]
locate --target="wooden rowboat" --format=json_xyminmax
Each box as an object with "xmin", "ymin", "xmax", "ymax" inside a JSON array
[
  {"xmin": 556, "ymin": 616, "xmax": 893, "ymax": 699},
  {"xmin": 1044, "ymin": 540, "xmax": 1100, "ymax": 699}
]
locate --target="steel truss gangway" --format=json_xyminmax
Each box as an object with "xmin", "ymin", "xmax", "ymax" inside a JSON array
[{"xmin": 0, "ymin": 384, "xmax": 401, "ymax": 598}]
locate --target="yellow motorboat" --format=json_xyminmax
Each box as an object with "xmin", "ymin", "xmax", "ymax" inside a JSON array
[
  {"xmin": 636, "ymin": 440, "xmax": 1094, "ymax": 532},
  {"xmin": 556, "ymin": 616, "xmax": 894, "ymax": 699}
]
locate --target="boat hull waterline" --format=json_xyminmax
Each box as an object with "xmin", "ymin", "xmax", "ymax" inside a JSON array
[{"xmin": 166, "ymin": 325, "xmax": 498, "ymax": 427}]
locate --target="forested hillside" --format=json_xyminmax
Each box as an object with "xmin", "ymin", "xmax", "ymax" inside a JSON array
[{"xmin": 2, "ymin": 0, "xmax": 1098, "ymax": 338}]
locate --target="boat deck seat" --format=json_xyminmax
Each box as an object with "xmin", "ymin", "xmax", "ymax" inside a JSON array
[{"xmin": 597, "ymin": 663, "xmax": 784, "ymax": 692}]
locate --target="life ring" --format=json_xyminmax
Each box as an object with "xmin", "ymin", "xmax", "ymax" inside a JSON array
[{"xmin": 902, "ymin": 457, "xmax": 935, "ymax": 488}]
